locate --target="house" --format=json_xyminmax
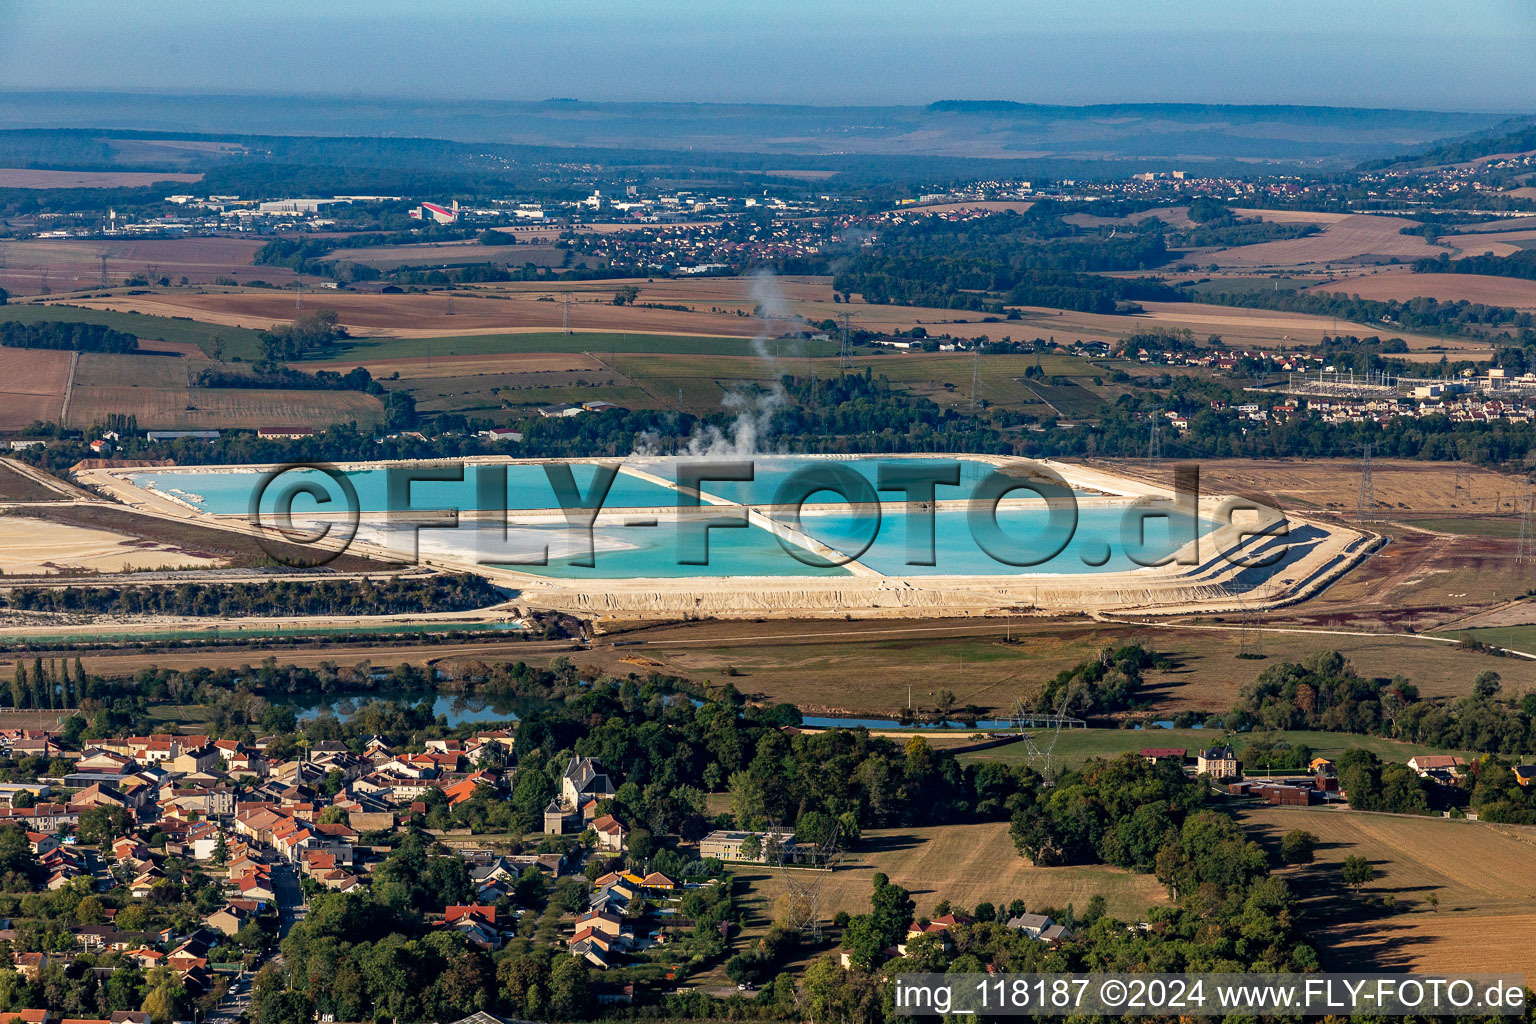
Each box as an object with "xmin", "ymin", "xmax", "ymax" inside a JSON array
[
  {"xmin": 699, "ymin": 829, "xmax": 796, "ymax": 863},
  {"xmin": 1196, "ymin": 746, "xmax": 1240, "ymax": 780},
  {"xmin": 1514, "ymin": 765, "xmax": 1536, "ymax": 788},
  {"xmin": 1139, "ymin": 748, "xmax": 1186, "ymax": 765},
  {"xmin": 640, "ymin": 871, "xmax": 675, "ymax": 892},
  {"xmin": 543, "ymin": 757, "xmax": 616, "ymax": 834},
  {"xmin": 11, "ymin": 952, "xmax": 46, "ymax": 980},
  {"xmin": 443, "ymin": 905, "xmax": 501, "ymax": 950},
  {"xmin": 205, "ymin": 904, "xmax": 251, "ymax": 937},
  {"xmin": 26, "ymin": 832, "xmax": 59, "ymax": 857},
  {"xmin": 1004, "ymin": 913, "xmax": 1071, "ymax": 943},
  {"xmin": 1407, "ymin": 755, "xmax": 1466, "ymax": 778},
  {"xmin": 589, "ymin": 813, "xmax": 626, "ymax": 852},
  {"xmin": 573, "ymin": 911, "xmax": 623, "ymax": 938}
]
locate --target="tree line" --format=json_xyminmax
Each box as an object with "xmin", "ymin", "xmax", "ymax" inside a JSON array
[
  {"xmin": 0, "ymin": 321, "xmax": 137, "ymax": 353},
  {"xmin": 1, "ymin": 574, "xmax": 505, "ymax": 619}
]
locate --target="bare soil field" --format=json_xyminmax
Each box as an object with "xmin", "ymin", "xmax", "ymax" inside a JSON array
[
  {"xmin": 64, "ymin": 385, "xmax": 384, "ymax": 431},
  {"xmin": 0, "ymin": 348, "xmax": 69, "ymax": 430},
  {"xmin": 1241, "ymin": 806, "xmax": 1536, "ymax": 971},
  {"xmin": 1205, "ymin": 214, "xmax": 1449, "ymax": 269},
  {"xmin": 0, "ymin": 168, "xmax": 203, "ymax": 188},
  {"xmin": 736, "ymin": 822, "xmax": 1169, "ymax": 930},
  {"xmin": 0, "ymin": 236, "xmax": 290, "ymax": 295},
  {"xmin": 1308, "ymin": 271, "xmax": 1536, "ymax": 309}
]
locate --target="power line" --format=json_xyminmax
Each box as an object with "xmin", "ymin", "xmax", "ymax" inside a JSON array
[{"xmin": 1357, "ymin": 442, "xmax": 1376, "ymax": 524}]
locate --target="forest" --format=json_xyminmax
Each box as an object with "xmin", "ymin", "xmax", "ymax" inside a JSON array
[{"xmin": 0, "ymin": 320, "xmax": 137, "ymax": 353}]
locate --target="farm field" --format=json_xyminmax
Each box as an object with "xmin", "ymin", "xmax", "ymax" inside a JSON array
[
  {"xmin": 571, "ymin": 606, "xmax": 1534, "ymax": 717},
  {"xmin": 1441, "ymin": 625, "xmax": 1536, "ymax": 655},
  {"xmin": 324, "ymin": 240, "xmax": 594, "ymax": 271},
  {"xmin": 39, "ymin": 272, "xmax": 1476, "ymax": 360},
  {"xmin": 1202, "ymin": 213, "xmax": 1449, "ymax": 269},
  {"xmin": 67, "ymin": 289, "xmax": 764, "ymax": 339},
  {"xmin": 0, "ymin": 236, "xmax": 284, "ymax": 296},
  {"xmin": 73, "ymin": 350, "xmax": 201, "ymax": 388},
  {"xmin": 1440, "ymin": 228, "xmax": 1536, "ymax": 258},
  {"xmin": 0, "ymin": 168, "xmax": 204, "ymax": 188},
  {"xmin": 4, "ymin": 302, "xmax": 266, "ymax": 360},
  {"xmin": 0, "ymin": 347, "xmax": 69, "ymax": 430},
  {"xmin": 305, "ymin": 331, "xmax": 795, "ymax": 363},
  {"xmin": 733, "ymin": 822, "xmax": 1169, "ymax": 933},
  {"xmin": 62, "ymin": 384, "xmax": 385, "ymax": 431},
  {"xmin": 1309, "ymin": 271, "xmax": 1536, "ymax": 309},
  {"xmin": 1239, "ymin": 806, "xmax": 1536, "ymax": 971}
]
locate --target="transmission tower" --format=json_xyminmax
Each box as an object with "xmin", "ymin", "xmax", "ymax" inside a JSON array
[
  {"xmin": 562, "ymin": 292, "xmax": 572, "ymax": 335},
  {"xmin": 769, "ymin": 823, "xmax": 841, "ymax": 940},
  {"xmin": 969, "ymin": 343, "xmax": 982, "ymax": 415},
  {"xmin": 837, "ymin": 312, "xmax": 852, "ymax": 374},
  {"xmin": 99, "ymin": 254, "xmax": 109, "ymax": 289},
  {"xmin": 1357, "ymin": 442, "xmax": 1376, "ymax": 524},
  {"xmin": 1009, "ymin": 692, "xmax": 1075, "ymax": 786},
  {"xmin": 1519, "ymin": 492, "xmax": 1536, "ymax": 564},
  {"xmin": 295, "ymin": 277, "xmax": 303, "ymax": 310},
  {"xmin": 1147, "ymin": 420, "xmax": 1162, "ymax": 463},
  {"xmin": 1234, "ymin": 590, "xmax": 1264, "ymax": 659}
]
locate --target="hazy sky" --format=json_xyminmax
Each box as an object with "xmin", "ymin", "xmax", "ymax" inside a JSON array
[{"xmin": 2, "ymin": 0, "xmax": 1534, "ymax": 111}]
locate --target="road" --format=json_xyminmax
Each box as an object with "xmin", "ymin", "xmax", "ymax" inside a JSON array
[
  {"xmin": 271, "ymin": 862, "xmax": 306, "ymax": 937},
  {"xmin": 204, "ymin": 971, "xmax": 251, "ymax": 1024}
]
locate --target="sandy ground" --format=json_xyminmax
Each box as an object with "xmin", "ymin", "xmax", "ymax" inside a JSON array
[{"xmin": 0, "ymin": 515, "xmax": 221, "ymax": 575}]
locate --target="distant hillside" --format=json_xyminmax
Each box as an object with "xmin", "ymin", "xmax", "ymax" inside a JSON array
[
  {"xmin": 0, "ymin": 92, "xmax": 1515, "ymax": 169},
  {"xmin": 1359, "ymin": 116, "xmax": 1536, "ymax": 170}
]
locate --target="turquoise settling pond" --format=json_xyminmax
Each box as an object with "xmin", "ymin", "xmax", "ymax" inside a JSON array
[{"xmin": 130, "ymin": 456, "xmax": 1214, "ymax": 578}]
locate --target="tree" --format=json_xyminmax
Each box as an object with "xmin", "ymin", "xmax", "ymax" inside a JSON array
[
  {"xmin": 738, "ymin": 833, "xmax": 761, "ymax": 862},
  {"xmin": 611, "ymin": 285, "xmax": 640, "ymax": 306},
  {"xmin": 1280, "ymin": 828, "xmax": 1318, "ymax": 864},
  {"xmin": 548, "ymin": 955, "xmax": 591, "ymax": 1019},
  {"xmin": 1341, "ymin": 854, "xmax": 1374, "ymax": 892},
  {"xmin": 1472, "ymin": 670, "xmax": 1503, "ymax": 701}
]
